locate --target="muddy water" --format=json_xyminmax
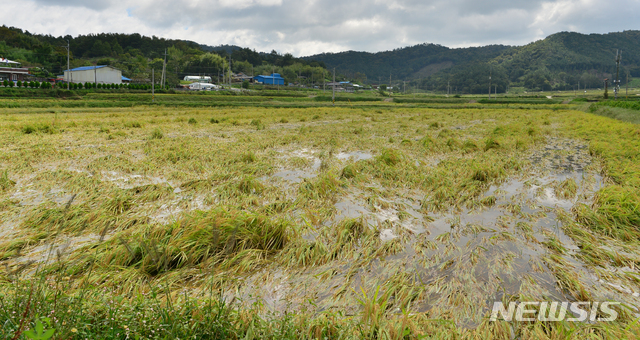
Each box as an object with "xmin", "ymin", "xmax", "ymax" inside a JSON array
[{"xmin": 227, "ymin": 138, "xmax": 640, "ymax": 324}]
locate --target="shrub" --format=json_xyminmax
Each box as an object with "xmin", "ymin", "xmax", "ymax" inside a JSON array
[
  {"xmin": 16, "ymin": 80, "xmax": 21, "ymax": 87},
  {"xmin": 8, "ymin": 81, "xmax": 14, "ymax": 87},
  {"xmin": 2, "ymin": 79, "xmax": 8, "ymax": 87},
  {"xmin": 242, "ymin": 80, "xmax": 249, "ymax": 89}
]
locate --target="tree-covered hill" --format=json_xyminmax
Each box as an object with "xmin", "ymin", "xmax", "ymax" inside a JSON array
[
  {"xmin": 0, "ymin": 26, "xmax": 327, "ymax": 85},
  {"xmin": 304, "ymin": 30, "xmax": 640, "ymax": 93}
]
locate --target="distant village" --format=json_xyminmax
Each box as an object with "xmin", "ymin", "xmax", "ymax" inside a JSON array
[{"xmin": 1, "ymin": 57, "xmax": 377, "ymax": 93}]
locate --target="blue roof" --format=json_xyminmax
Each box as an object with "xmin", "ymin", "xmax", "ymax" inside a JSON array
[
  {"xmin": 65, "ymin": 65, "xmax": 108, "ymax": 72},
  {"xmin": 255, "ymin": 73, "xmax": 284, "ymax": 79},
  {"xmin": 121, "ymin": 76, "xmax": 131, "ymax": 81}
]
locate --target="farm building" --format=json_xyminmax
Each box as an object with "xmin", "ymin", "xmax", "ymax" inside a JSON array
[
  {"xmin": 254, "ymin": 73, "xmax": 284, "ymax": 85},
  {"xmin": 0, "ymin": 58, "xmax": 31, "ymax": 82},
  {"xmin": 63, "ymin": 65, "xmax": 123, "ymax": 84}
]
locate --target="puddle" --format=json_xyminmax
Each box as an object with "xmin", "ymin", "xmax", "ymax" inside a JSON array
[
  {"xmin": 269, "ymin": 148, "xmax": 322, "ymax": 184},
  {"xmin": 147, "ymin": 194, "xmax": 211, "ymax": 223},
  {"xmin": 100, "ymin": 171, "xmax": 172, "ymax": 190},
  {"xmin": 335, "ymin": 151, "xmax": 373, "ymax": 162},
  {"xmin": 8, "ymin": 233, "xmax": 111, "ymax": 274}
]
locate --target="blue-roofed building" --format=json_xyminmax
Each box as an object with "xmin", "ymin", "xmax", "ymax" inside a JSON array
[
  {"xmin": 63, "ymin": 65, "xmax": 123, "ymax": 84},
  {"xmin": 254, "ymin": 73, "xmax": 284, "ymax": 85}
]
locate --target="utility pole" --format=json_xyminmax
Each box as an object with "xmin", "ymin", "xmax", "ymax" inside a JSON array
[
  {"xmin": 389, "ymin": 73, "xmax": 391, "ymax": 97},
  {"xmin": 94, "ymin": 66, "xmax": 97, "ymax": 88},
  {"xmin": 626, "ymin": 69, "xmax": 630, "ymax": 99},
  {"xmin": 161, "ymin": 48, "xmax": 168, "ymax": 89},
  {"xmin": 323, "ymin": 70, "xmax": 325, "ymax": 93},
  {"xmin": 332, "ymin": 68, "xmax": 336, "ymax": 106},
  {"xmin": 229, "ymin": 56, "xmax": 232, "ymax": 89},
  {"xmin": 152, "ymin": 68, "xmax": 155, "ymax": 103},
  {"xmin": 494, "ymin": 84, "xmax": 497, "ymax": 99},
  {"xmin": 488, "ymin": 65, "xmax": 492, "ymax": 99},
  {"xmin": 614, "ymin": 50, "xmax": 622, "ymax": 100},
  {"xmin": 447, "ymin": 81, "xmax": 450, "ymax": 97},
  {"xmin": 62, "ymin": 40, "xmax": 70, "ymax": 90}
]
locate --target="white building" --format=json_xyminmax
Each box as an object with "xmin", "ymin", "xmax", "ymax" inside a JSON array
[
  {"xmin": 64, "ymin": 65, "xmax": 122, "ymax": 84},
  {"xmin": 184, "ymin": 75, "xmax": 212, "ymax": 82}
]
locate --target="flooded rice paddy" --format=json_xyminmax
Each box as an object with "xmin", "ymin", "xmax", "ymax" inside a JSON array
[{"xmin": 1, "ymin": 105, "xmax": 639, "ymax": 332}]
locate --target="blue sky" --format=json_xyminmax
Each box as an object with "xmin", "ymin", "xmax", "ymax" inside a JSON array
[{"xmin": 2, "ymin": 0, "xmax": 639, "ymax": 56}]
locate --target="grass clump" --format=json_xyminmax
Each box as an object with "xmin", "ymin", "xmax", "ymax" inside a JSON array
[
  {"xmin": 0, "ymin": 170, "xmax": 15, "ymax": 191},
  {"xmin": 21, "ymin": 123, "xmax": 58, "ymax": 134},
  {"xmin": 341, "ymin": 164, "xmax": 359, "ymax": 179},
  {"xmin": 484, "ymin": 137, "xmax": 500, "ymax": 151},
  {"xmin": 188, "ymin": 117, "xmax": 197, "ymax": 124},
  {"xmin": 97, "ymin": 207, "xmax": 289, "ymax": 276},
  {"xmin": 210, "ymin": 118, "xmax": 219, "ymax": 123},
  {"xmin": 150, "ymin": 128, "xmax": 163, "ymax": 139},
  {"xmin": 575, "ymin": 185, "xmax": 640, "ymax": 241},
  {"xmin": 125, "ymin": 121, "xmax": 143, "ymax": 128},
  {"xmin": 377, "ymin": 148, "xmax": 403, "ymax": 166},
  {"xmin": 461, "ymin": 139, "xmax": 478, "ymax": 153},
  {"xmin": 250, "ymin": 119, "xmax": 265, "ymax": 130}
]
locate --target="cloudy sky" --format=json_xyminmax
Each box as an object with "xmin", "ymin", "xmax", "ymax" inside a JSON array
[{"xmin": 2, "ymin": 0, "xmax": 639, "ymax": 56}]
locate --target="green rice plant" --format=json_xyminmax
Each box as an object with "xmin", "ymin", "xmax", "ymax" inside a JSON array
[
  {"xmin": 461, "ymin": 139, "xmax": 478, "ymax": 153},
  {"xmin": 437, "ymin": 128, "xmax": 455, "ymax": 139},
  {"xmin": 210, "ymin": 118, "xmax": 219, "ymax": 124},
  {"xmin": 96, "ymin": 207, "xmax": 290, "ymax": 276},
  {"xmin": 150, "ymin": 128, "xmax": 163, "ymax": 139},
  {"xmin": 241, "ymin": 151, "xmax": 257, "ymax": 163},
  {"xmin": 354, "ymin": 286, "xmax": 390, "ymax": 338},
  {"xmin": 188, "ymin": 118, "xmax": 197, "ymax": 124},
  {"xmin": 340, "ymin": 164, "xmax": 359, "ymax": 179},
  {"xmin": 124, "ymin": 121, "xmax": 142, "ymax": 128},
  {"xmin": 484, "ymin": 137, "xmax": 500, "ymax": 151},
  {"xmin": 299, "ymin": 172, "xmax": 344, "ymax": 201},
  {"xmin": 237, "ymin": 176, "xmax": 264, "ymax": 195},
  {"xmin": 376, "ymin": 148, "xmax": 403, "ymax": 166},
  {"xmin": 445, "ymin": 138, "xmax": 460, "ymax": 150},
  {"xmin": 279, "ymin": 239, "xmax": 329, "ymax": 267},
  {"xmin": 575, "ymin": 185, "xmax": 640, "ymax": 241},
  {"xmin": 250, "ymin": 119, "xmax": 265, "ymax": 130},
  {"xmin": 0, "ymin": 170, "xmax": 15, "ymax": 191}
]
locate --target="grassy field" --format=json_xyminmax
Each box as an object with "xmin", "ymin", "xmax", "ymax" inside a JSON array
[{"xmin": 0, "ymin": 90, "xmax": 639, "ymax": 339}]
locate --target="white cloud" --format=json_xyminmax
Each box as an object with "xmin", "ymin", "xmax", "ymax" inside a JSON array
[{"xmin": 2, "ymin": 0, "xmax": 639, "ymax": 56}]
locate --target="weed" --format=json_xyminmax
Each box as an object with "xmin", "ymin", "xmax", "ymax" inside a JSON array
[{"xmin": 188, "ymin": 118, "xmax": 197, "ymax": 124}]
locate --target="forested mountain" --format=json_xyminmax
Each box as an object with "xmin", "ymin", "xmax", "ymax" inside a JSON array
[
  {"xmin": 0, "ymin": 26, "xmax": 327, "ymax": 85},
  {"xmin": 305, "ymin": 30, "xmax": 640, "ymax": 93},
  {"xmin": 2, "ymin": 25, "xmax": 638, "ymax": 93}
]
